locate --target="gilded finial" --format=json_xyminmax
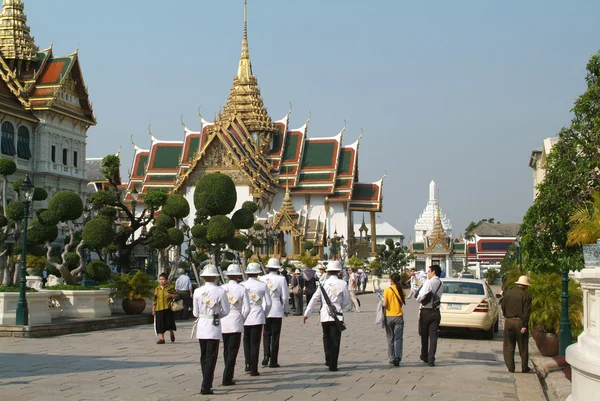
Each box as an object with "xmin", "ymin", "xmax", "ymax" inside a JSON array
[{"xmin": 237, "ymin": 0, "xmax": 252, "ymax": 79}]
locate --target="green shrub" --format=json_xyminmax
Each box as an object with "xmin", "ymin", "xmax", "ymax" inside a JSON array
[
  {"xmin": 484, "ymin": 268, "xmax": 500, "ymax": 284},
  {"xmin": 231, "ymin": 208, "xmax": 254, "ymax": 230},
  {"xmin": 242, "ymin": 201, "xmax": 258, "ymax": 213},
  {"xmin": 33, "ymin": 187, "xmax": 48, "ymax": 201},
  {"xmin": 113, "ymin": 271, "xmax": 155, "ymax": 300},
  {"xmin": 6, "ymin": 201, "xmax": 24, "ymax": 221},
  {"xmin": 228, "ymin": 234, "xmax": 247, "ymax": 251},
  {"xmin": 194, "ymin": 173, "xmax": 237, "ymax": 216},
  {"xmin": 0, "ymin": 286, "xmax": 37, "ymax": 292},
  {"xmin": 191, "ymin": 224, "xmax": 207, "ymax": 238},
  {"xmin": 63, "ymin": 252, "xmax": 80, "ymax": 270},
  {"xmin": 0, "ymin": 158, "xmax": 16, "ymax": 177},
  {"xmin": 48, "ymin": 190, "xmax": 83, "ymax": 222},
  {"xmin": 162, "ymin": 194, "xmax": 190, "ymax": 220},
  {"xmin": 89, "ymin": 190, "xmax": 117, "ymax": 208},
  {"xmin": 82, "ymin": 218, "xmax": 115, "ymax": 249},
  {"xmin": 206, "ymin": 215, "xmax": 235, "ymax": 243},
  {"xmin": 0, "ymin": 215, "xmax": 7, "ymax": 227},
  {"xmin": 167, "ymin": 227, "xmax": 184, "ymax": 246},
  {"xmin": 28, "ymin": 223, "xmax": 58, "ymax": 244},
  {"xmin": 86, "ymin": 260, "xmax": 112, "ymax": 283},
  {"xmin": 45, "ymin": 284, "xmax": 100, "ymax": 291},
  {"xmin": 155, "ymin": 214, "xmax": 175, "ymax": 229},
  {"xmin": 38, "ymin": 210, "xmax": 60, "ymax": 226},
  {"xmin": 303, "ymin": 241, "xmax": 314, "ymax": 251}
]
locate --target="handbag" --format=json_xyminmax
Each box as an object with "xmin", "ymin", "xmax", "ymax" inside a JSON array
[
  {"xmin": 171, "ymin": 300, "xmax": 184, "ymax": 312},
  {"xmin": 420, "ymin": 281, "xmax": 442, "ymax": 308}
]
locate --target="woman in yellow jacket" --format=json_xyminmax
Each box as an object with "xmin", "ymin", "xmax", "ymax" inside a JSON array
[
  {"xmin": 381, "ymin": 273, "xmax": 406, "ymax": 366},
  {"xmin": 153, "ymin": 272, "xmax": 178, "ymax": 344}
]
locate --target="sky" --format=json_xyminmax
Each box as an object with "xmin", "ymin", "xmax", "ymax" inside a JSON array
[{"xmin": 20, "ymin": 0, "xmax": 600, "ymax": 238}]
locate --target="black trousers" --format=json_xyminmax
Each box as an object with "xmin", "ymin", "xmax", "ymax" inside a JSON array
[
  {"xmin": 419, "ymin": 308, "xmax": 441, "ymax": 363},
  {"xmin": 503, "ymin": 318, "xmax": 529, "ymax": 372},
  {"xmin": 263, "ymin": 317, "xmax": 282, "ymax": 364},
  {"xmin": 222, "ymin": 332, "xmax": 242, "ymax": 383},
  {"xmin": 176, "ymin": 291, "xmax": 191, "ymax": 319},
  {"xmin": 322, "ymin": 321, "xmax": 342, "ymax": 369},
  {"xmin": 199, "ymin": 339, "xmax": 219, "ymax": 391},
  {"xmin": 306, "ymin": 290, "xmax": 316, "ymax": 305},
  {"xmin": 243, "ymin": 325, "xmax": 262, "ymax": 374}
]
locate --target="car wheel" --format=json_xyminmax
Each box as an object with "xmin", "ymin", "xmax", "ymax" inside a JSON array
[{"xmin": 494, "ymin": 318, "xmax": 499, "ymax": 333}]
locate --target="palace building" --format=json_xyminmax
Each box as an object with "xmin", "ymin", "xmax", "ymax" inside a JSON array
[
  {"xmin": 0, "ymin": 0, "xmax": 95, "ymax": 201},
  {"xmin": 123, "ymin": 2, "xmax": 384, "ymax": 259},
  {"xmin": 409, "ymin": 180, "xmax": 466, "ymax": 276}
]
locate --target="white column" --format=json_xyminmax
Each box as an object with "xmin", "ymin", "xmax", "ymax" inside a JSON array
[{"xmin": 446, "ymin": 255, "xmax": 453, "ymax": 278}]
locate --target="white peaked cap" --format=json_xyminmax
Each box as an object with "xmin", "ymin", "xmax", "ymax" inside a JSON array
[
  {"xmin": 225, "ymin": 264, "xmax": 243, "ymax": 276},
  {"xmin": 201, "ymin": 264, "xmax": 220, "ymax": 277},
  {"xmin": 266, "ymin": 258, "xmax": 281, "ymax": 269},
  {"xmin": 326, "ymin": 261, "xmax": 342, "ymax": 272},
  {"xmin": 246, "ymin": 262, "xmax": 262, "ymax": 274}
]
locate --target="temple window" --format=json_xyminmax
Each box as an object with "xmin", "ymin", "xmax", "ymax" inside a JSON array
[
  {"xmin": 73, "ymin": 150, "xmax": 78, "ymax": 167},
  {"xmin": 51, "ymin": 145, "xmax": 56, "ymax": 162},
  {"xmin": 16, "ymin": 126, "xmax": 31, "ymax": 159},
  {"xmin": 1, "ymin": 121, "xmax": 15, "ymax": 156},
  {"xmin": 62, "ymin": 148, "xmax": 68, "ymax": 165}
]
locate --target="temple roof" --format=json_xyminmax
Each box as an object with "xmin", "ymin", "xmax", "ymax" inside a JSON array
[
  {"xmin": 470, "ymin": 222, "xmax": 520, "ymax": 237},
  {"xmin": 0, "ymin": 2, "xmax": 95, "ymax": 124}
]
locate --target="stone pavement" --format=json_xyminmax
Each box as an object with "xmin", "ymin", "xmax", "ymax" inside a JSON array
[{"xmin": 0, "ymin": 293, "xmax": 546, "ymax": 401}]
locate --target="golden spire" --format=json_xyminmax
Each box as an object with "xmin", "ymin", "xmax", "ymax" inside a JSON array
[
  {"xmin": 280, "ymin": 183, "xmax": 298, "ymax": 221},
  {"xmin": 220, "ymin": 0, "xmax": 276, "ymax": 150},
  {"xmin": 0, "ymin": 0, "xmax": 39, "ymax": 62},
  {"xmin": 431, "ymin": 199, "xmax": 445, "ymax": 239}
]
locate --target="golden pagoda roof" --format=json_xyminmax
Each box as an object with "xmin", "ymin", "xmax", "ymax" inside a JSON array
[
  {"xmin": 219, "ymin": 0, "xmax": 275, "ymax": 144},
  {"xmin": 0, "ymin": 0, "xmax": 38, "ymax": 62},
  {"xmin": 430, "ymin": 205, "xmax": 446, "ymax": 240}
]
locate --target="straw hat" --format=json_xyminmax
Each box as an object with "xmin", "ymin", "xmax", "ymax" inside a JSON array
[
  {"xmin": 266, "ymin": 258, "xmax": 281, "ymax": 269},
  {"xmin": 246, "ymin": 262, "xmax": 262, "ymax": 274},
  {"xmin": 294, "ymin": 268, "xmax": 302, "ymax": 274},
  {"xmin": 515, "ymin": 275, "xmax": 531, "ymax": 286},
  {"xmin": 318, "ymin": 264, "xmax": 325, "ymax": 270},
  {"xmin": 225, "ymin": 264, "xmax": 243, "ymax": 276},
  {"xmin": 326, "ymin": 261, "xmax": 342, "ymax": 272},
  {"xmin": 200, "ymin": 264, "xmax": 220, "ymax": 277}
]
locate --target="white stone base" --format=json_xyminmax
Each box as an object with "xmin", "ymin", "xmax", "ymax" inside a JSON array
[
  {"xmin": 57, "ymin": 290, "xmax": 111, "ymax": 318},
  {"xmin": 0, "ymin": 291, "xmax": 62, "ymax": 325},
  {"xmin": 566, "ymin": 334, "xmax": 600, "ymax": 401}
]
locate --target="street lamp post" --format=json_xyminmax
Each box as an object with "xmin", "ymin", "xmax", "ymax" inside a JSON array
[
  {"xmin": 15, "ymin": 174, "xmax": 35, "ymax": 326},
  {"xmin": 559, "ymin": 262, "xmax": 572, "ymax": 356},
  {"xmin": 131, "ymin": 188, "xmax": 138, "ymax": 245},
  {"xmin": 514, "ymin": 236, "xmax": 521, "ymax": 267}
]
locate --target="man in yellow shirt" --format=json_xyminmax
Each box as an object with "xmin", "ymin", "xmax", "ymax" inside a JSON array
[{"xmin": 381, "ymin": 273, "xmax": 405, "ymax": 366}]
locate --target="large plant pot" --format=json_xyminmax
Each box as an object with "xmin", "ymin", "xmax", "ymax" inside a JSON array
[
  {"xmin": 535, "ymin": 331, "xmax": 559, "ymax": 357},
  {"xmin": 122, "ymin": 299, "xmax": 146, "ymax": 315}
]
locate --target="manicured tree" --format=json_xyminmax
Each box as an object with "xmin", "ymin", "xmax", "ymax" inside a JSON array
[
  {"xmin": 160, "ymin": 193, "xmax": 190, "ymax": 280},
  {"xmin": 43, "ymin": 190, "xmax": 84, "ymax": 284},
  {"xmin": 89, "ymin": 154, "xmax": 168, "ymax": 272},
  {"xmin": 0, "ymin": 158, "xmax": 16, "ymax": 214},
  {"xmin": 191, "ymin": 173, "xmax": 258, "ymax": 276},
  {"xmin": 520, "ymin": 52, "xmax": 600, "ymax": 273},
  {"xmin": 82, "ymin": 218, "xmax": 115, "ymax": 259}
]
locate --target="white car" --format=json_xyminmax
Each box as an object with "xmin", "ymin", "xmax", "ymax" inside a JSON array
[{"xmin": 439, "ymin": 278, "xmax": 500, "ymax": 339}]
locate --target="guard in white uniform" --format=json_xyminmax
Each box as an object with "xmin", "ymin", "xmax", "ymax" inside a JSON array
[
  {"xmin": 220, "ymin": 264, "xmax": 250, "ymax": 386},
  {"xmin": 259, "ymin": 258, "xmax": 289, "ymax": 368},
  {"xmin": 241, "ymin": 263, "xmax": 271, "ymax": 376},
  {"xmin": 303, "ymin": 260, "xmax": 350, "ymax": 371},
  {"xmin": 193, "ymin": 264, "xmax": 230, "ymax": 395}
]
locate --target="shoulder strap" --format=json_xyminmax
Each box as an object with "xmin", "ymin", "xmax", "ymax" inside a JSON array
[{"xmin": 390, "ymin": 286, "xmax": 404, "ymax": 305}]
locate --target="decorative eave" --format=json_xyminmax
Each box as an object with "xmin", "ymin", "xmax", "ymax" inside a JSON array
[{"xmin": 348, "ymin": 174, "xmax": 385, "ymax": 212}]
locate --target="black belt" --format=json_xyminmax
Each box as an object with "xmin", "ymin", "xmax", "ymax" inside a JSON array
[{"xmin": 506, "ymin": 317, "xmax": 521, "ymax": 319}]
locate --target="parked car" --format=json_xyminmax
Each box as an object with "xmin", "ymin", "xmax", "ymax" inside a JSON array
[
  {"xmin": 458, "ymin": 273, "xmax": 475, "ymax": 279},
  {"xmin": 439, "ymin": 278, "xmax": 500, "ymax": 339}
]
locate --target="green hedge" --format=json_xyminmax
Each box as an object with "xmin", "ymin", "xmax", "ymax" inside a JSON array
[
  {"xmin": 0, "ymin": 286, "xmax": 38, "ymax": 292},
  {"xmin": 45, "ymin": 284, "xmax": 100, "ymax": 291}
]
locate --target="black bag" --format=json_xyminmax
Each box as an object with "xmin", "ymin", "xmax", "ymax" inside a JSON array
[
  {"xmin": 305, "ymin": 277, "xmax": 317, "ymax": 292},
  {"xmin": 420, "ymin": 281, "xmax": 442, "ymax": 309},
  {"xmin": 318, "ymin": 283, "xmax": 346, "ymax": 332}
]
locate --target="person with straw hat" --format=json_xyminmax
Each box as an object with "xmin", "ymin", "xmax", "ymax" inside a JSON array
[
  {"xmin": 241, "ymin": 262, "xmax": 272, "ymax": 376},
  {"xmin": 303, "ymin": 260, "xmax": 350, "ymax": 372},
  {"xmin": 500, "ymin": 275, "xmax": 533, "ymax": 373},
  {"xmin": 192, "ymin": 264, "xmax": 230, "ymax": 395},
  {"xmin": 220, "ymin": 264, "xmax": 250, "ymax": 386},
  {"xmin": 260, "ymin": 257, "xmax": 289, "ymax": 368}
]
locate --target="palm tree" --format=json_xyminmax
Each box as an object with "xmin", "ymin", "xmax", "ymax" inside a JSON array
[{"xmin": 567, "ymin": 191, "xmax": 600, "ymax": 246}]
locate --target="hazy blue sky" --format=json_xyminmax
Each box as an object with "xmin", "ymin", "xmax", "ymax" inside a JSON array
[{"xmin": 22, "ymin": 0, "xmax": 600, "ymax": 237}]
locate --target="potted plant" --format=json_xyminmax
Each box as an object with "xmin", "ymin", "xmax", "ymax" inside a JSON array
[
  {"xmin": 527, "ymin": 272, "xmax": 583, "ymax": 357},
  {"xmin": 113, "ymin": 271, "xmax": 155, "ymax": 314},
  {"xmin": 484, "ymin": 268, "xmax": 500, "ymax": 285}
]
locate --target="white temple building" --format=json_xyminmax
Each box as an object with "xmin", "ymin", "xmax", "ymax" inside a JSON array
[{"xmin": 413, "ymin": 180, "xmax": 452, "ymax": 243}]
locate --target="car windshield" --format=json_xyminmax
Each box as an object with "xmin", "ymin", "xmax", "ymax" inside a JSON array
[
  {"xmin": 443, "ymin": 282, "xmax": 485, "ymax": 295},
  {"xmin": 459, "ymin": 274, "xmax": 474, "ymax": 278}
]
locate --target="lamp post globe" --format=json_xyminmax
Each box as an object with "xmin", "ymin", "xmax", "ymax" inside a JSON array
[{"xmin": 15, "ymin": 174, "xmax": 35, "ymax": 326}]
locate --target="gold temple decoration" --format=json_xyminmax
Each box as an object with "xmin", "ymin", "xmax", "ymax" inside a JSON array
[
  {"xmin": 0, "ymin": 0, "xmax": 38, "ymax": 63},
  {"xmin": 273, "ymin": 183, "xmax": 300, "ymax": 232},
  {"xmin": 219, "ymin": 0, "xmax": 276, "ymax": 151}
]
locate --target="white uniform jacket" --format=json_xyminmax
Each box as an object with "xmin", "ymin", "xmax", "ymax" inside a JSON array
[
  {"xmin": 220, "ymin": 280, "xmax": 250, "ymax": 334},
  {"xmin": 241, "ymin": 278, "xmax": 272, "ymax": 326},
  {"xmin": 304, "ymin": 275, "xmax": 350, "ymax": 322},
  {"xmin": 260, "ymin": 272, "xmax": 289, "ymax": 318},
  {"xmin": 192, "ymin": 282, "xmax": 230, "ymax": 340},
  {"xmin": 416, "ymin": 276, "xmax": 443, "ymax": 309}
]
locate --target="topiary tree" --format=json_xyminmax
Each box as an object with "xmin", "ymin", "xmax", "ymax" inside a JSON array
[{"xmin": 85, "ymin": 260, "xmax": 111, "ymax": 283}]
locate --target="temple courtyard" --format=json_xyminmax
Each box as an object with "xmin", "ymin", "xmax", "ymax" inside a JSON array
[{"xmin": 0, "ymin": 294, "xmax": 545, "ymax": 401}]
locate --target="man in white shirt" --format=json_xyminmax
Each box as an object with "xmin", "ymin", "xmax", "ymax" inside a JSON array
[
  {"xmin": 416, "ymin": 264, "xmax": 444, "ymax": 367},
  {"xmin": 304, "ymin": 260, "xmax": 350, "ymax": 372},
  {"xmin": 175, "ymin": 269, "xmax": 193, "ymax": 319},
  {"xmin": 259, "ymin": 258, "xmax": 289, "ymax": 368},
  {"xmin": 241, "ymin": 263, "xmax": 271, "ymax": 376},
  {"xmin": 220, "ymin": 264, "xmax": 250, "ymax": 386},
  {"xmin": 192, "ymin": 264, "xmax": 230, "ymax": 395}
]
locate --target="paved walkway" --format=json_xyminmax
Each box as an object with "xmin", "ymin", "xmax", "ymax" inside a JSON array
[{"xmin": 0, "ymin": 294, "xmax": 545, "ymax": 401}]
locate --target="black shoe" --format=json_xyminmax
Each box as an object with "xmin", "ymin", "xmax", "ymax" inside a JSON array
[
  {"xmin": 522, "ymin": 367, "xmax": 532, "ymax": 373},
  {"xmin": 393, "ymin": 358, "xmax": 400, "ymax": 367},
  {"xmin": 428, "ymin": 362, "xmax": 435, "ymax": 367},
  {"xmin": 329, "ymin": 367, "xmax": 339, "ymax": 372},
  {"xmin": 245, "ymin": 364, "xmax": 250, "ymax": 372},
  {"xmin": 200, "ymin": 389, "xmax": 214, "ymax": 395},
  {"xmin": 250, "ymin": 372, "xmax": 260, "ymax": 376},
  {"xmin": 420, "ymin": 356, "xmax": 428, "ymax": 363},
  {"xmin": 388, "ymin": 360, "xmax": 394, "ymax": 365},
  {"xmin": 262, "ymin": 357, "xmax": 269, "ymax": 367},
  {"xmin": 269, "ymin": 363, "xmax": 280, "ymax": 368},
  {"xmin": 222, "ymin": 381, "xmax": 236, "ymax": 386}
]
